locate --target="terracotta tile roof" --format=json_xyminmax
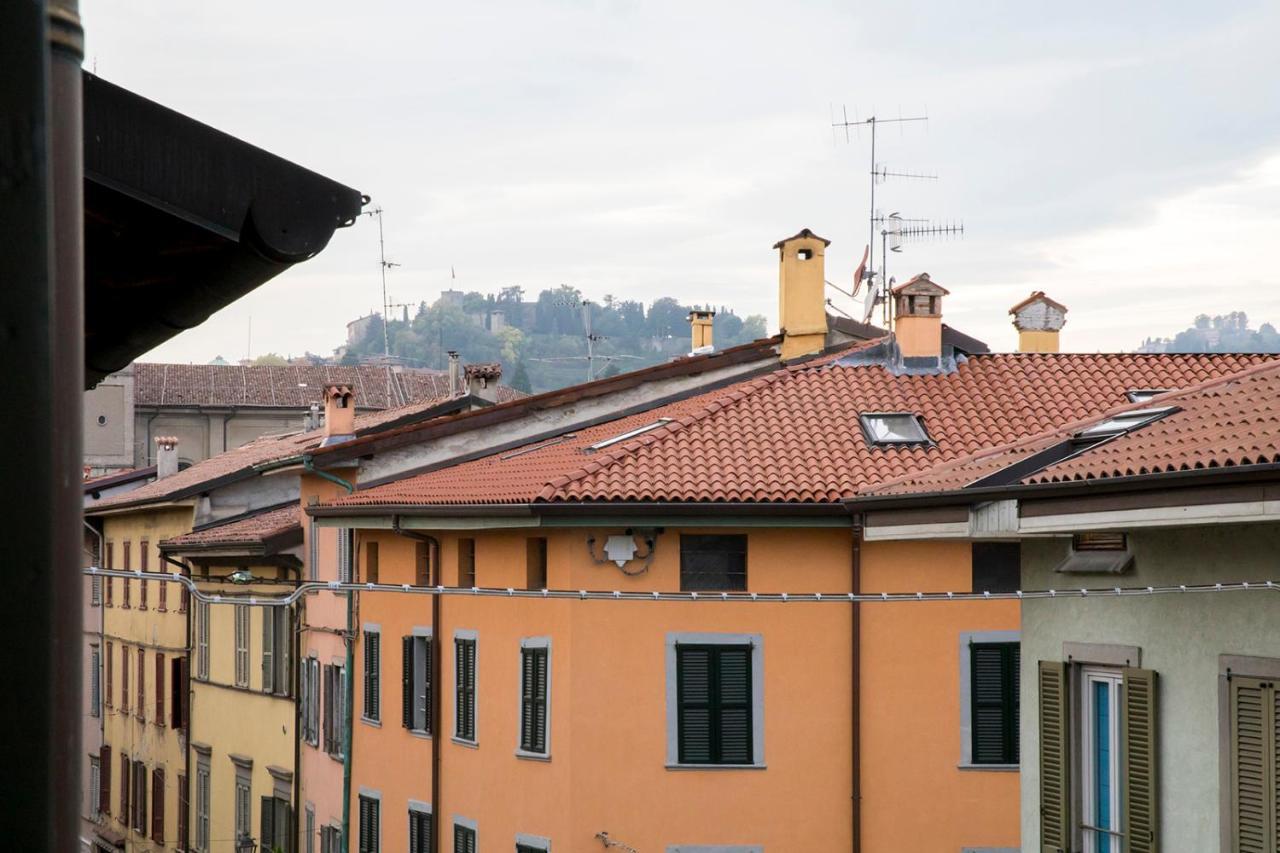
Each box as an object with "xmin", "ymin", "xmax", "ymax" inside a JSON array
[
  {"xmin": 866, "ymin": 359, "xmax": 1280, "ymax": 495},
  {"xmin": 323, "ymin": 349, "xmax": 1275, "ymax": 508},
  {"xmin": 161, "ymin": 504, "xmax": 300, "ymax": 549},
  {"xmin": 132, "ymin": 362, "xmax": 521, "ymax": 409}
]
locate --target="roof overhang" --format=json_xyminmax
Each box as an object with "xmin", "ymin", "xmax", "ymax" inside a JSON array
[{"xmin": 83, "ymin": 72, "xmax": 365, "ymax": 387}]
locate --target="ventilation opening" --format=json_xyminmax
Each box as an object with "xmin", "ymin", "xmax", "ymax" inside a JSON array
[{"xmin": 797, "ymin": 249, "xmax": 813, "ymax": 260}]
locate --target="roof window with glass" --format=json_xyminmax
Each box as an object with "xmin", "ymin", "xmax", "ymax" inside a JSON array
[{"xmin": 859, "ymin": 413, "xmax": 930, "ymax": 446}]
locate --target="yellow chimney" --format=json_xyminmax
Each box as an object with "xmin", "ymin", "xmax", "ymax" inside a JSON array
[
  {"xmin": 774, "ymin": 228, "xmax": 830, "ymax": 360},
  {"xmin": 687, "ymin": 309, "xmax": 715, "ymax": 352},
  {"xmin": 892, "ymin": 273, "xmax": 949, "ymax": 359},
  {"xmin": 1009, "ymin": 291, "xmax": 1067, "ymax": 353}
]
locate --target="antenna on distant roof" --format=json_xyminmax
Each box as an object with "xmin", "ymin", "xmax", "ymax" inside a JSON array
[
  {"xmin": 830, "ymin": 107, "xmax": 964, "ymax": 327},
  {"xmin": 360, "ymin": 205, "xmax": 405, "ymax": 405},
  {"xmin": 532, "ymin": 292, "xmax": 641, "ymax": 382}
]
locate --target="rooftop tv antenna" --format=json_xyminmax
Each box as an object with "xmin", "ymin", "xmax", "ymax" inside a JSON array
[
  {"xmin": 830, "ymin": 106, "xmax": 931, "ymax": 295},
  {"xmin": 360, "ymin": 205, "xmax": 404, "ymax": 403},
  {"xmin": 872, "ymin": 211, "xmax": 964, "ymax": 324},
  {"xmin": 533, "ymin": 293, "xmax": 641, "ymax": 382}
]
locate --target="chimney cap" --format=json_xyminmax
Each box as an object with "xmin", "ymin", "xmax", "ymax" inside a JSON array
[
  {"xmin": 154, "ymin": 435, "xmax": 179, "ymax": 447},
  {"xmin": 323, "ymin": 383, "xmax": 354, "ymax": 400},
  {"xmin": 687, "ymin": 309, "xmax": 716, "ymax": 321},
  {"xmin": 1008, "ymin": 290, "xmax": 1069, "ymax": 316},
  {"xmin": 891, "ymin": 272, "xmax": 949, "ymax": 297},
  {"xmin": 463, "ymin": 362, "xmax": 502, "ymax": 382},
  {"xmin": 772, "ymin": 228, "xmax": 831, "ymax": 249}
]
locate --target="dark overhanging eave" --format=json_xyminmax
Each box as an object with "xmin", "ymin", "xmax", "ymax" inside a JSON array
[
  {"xmin": 83, "ymin": 71, "xmax": 366, "ymax": 387},
  {"xmin": 307, "ymin": 500, "xmax": 852, "ymax": 519}
]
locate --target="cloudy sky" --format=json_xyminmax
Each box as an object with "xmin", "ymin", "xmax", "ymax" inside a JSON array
[{"xmin": 87, "ymin": 0, "xmax": 1280, "ymax": 360}]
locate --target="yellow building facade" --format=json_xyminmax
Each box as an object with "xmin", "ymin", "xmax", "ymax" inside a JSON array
[{"xmin": 97, "ymin": 506, "xmax": 193, "ymax": 852}]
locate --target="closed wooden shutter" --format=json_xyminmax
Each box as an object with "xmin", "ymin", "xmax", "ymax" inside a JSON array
[
  {"xmin": 1121, "ymin": 667, "xmax": 1158, "ymax": 853},
  {"xmin": 105, "ymin": 641, "xmax": 113, "ymax": 708},
  {"xmin": 364, "ymin": 632, "xmax": 380, "ymax": 721},
  {"xmin": 677, "ymin": 645, "xmax": 752, "ymax": 764},
  {"xmin": 152, "ymin": 766, "xmax": 164, "ymax": 842},
  {"xmin": 155, "ymin": 652, "xmax": 165, "ymax": 725},
  {"xmin": 521, "ymin": 647, "xmax": 548, "ymax": 753},
  {"xmin": 366, "ymin": 541, "xmax": 379, "ymax": 584},
  {"xmin": 263, "ymin": 606, "xmax": 276, "ymax": 693},
  {"xmin": 99, "ymin": 745, "xmax": 111, "ymax": 816},
  {"xmin": 177, "ymin": 773, "xmax": 188, "ymax": 850},
  {"xmin": 1231, "ymin": 676, "xmax": 1278, "ymax": 853},
  {"xmin": 1038, "ymin": 660, "xmax": 1071, "ymax": 853},
  {"xmin": 971, "ymin": 642, "xmax": 1019, "ymax": 764},
  {"xmin": 120, "ymin": 755, "xmax": 130, "ymax": 819},
  {"xmin": 323, "ymin": 664, "xmax": 334, "ymax": 752},
  {"xmin": 453, "ymin": 824, "xmax": 475, "ymax": 853},
  {"xmin": 409, "ymin": 810, "xmax": 432, "ymax": 853},
  {"xmin": 402, "ymin": 636, "xmax": 414, "ymax": 728},
  {"xmin": 423, "ymin": 637, "xmax": 433, "ymax": 735},
  {"xmin": 262, "ymin": 795, "xmax": 276, "ymax": 851},
  {"xmin": 358, "ymin": 795, "xmax": 378, "ymax": 853},
  {"xmin": 455, "ymin": 639, "xmax": 476, "ymax": 740},
  {"xmin": 137, "ymin": 647, "xmax": 146, "ymax": 716},
  {"xmin": 134, "ymin": 761, "xmax": 147, "ymax": 832},
  {"xmin": 415, "ymin": 541, "xmax": 429, "ymax": 587}
]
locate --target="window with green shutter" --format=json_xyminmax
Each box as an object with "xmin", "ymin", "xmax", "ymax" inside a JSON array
[
  {"xmin": 363, "ymin": 631, "xmax": 381, "ymax": 723},
  {"xmin": 970, "ymin": 642, "xmax": 1019, "ymax": 765},
  {"xmin": 358, "ymin": 794, "xmax": 380, "ymax": 853},
  {"xmin": 408, "ymin": 808, "xmax": 433, "ymax": 853},
  {"xmin": 403, "ymin": 635, "xmax": 432, "ymax": 734},
  {"xmin": 452, "ymin": 822, "xmax": 476, "ymax": 853},
  {"xmin": 455, "ymin": 637, "xmax": 477, "ymax": 741},
  {"xmin": 676, "ymin": 644, "xmax": 752, "ymax": 765},
  {"xmin": 520, "ymin": 646, "xmax": 549, "ymax": 754}
]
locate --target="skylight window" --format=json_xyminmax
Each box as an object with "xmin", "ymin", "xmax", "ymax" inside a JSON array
[
  {"xmin": 1074, "ymin": 407, "xmax": 1175, "ymax": 440},
  {"xmin": 588, "ymin": 418, "xmax": 673, "ymax": 451},
  {"xmin": 860, "ymin": 413, "xmax": 930, "ymax": 445},
  {"xmin": 1126, "ymin": 389, "xmax": 1171, "ymax": 404}
]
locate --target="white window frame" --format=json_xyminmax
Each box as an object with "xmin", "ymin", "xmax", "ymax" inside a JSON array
[
  {"xmin": 664, "ymin": 631, "xmax": 766, "ymax": 769},
  {"xmin": 1079, "ymin": 666, "xmax": 1122, "ymax": 853},
  {"xmin": 305, "ymin": 803, "xmax": 316, "ymax": 853},
  {"xmin": 409, "ymin": 628, "xmax": 433, "ymax": 736},
  {"xmin": 859, "ymin": 411, "xmax": 930, "ymax": 445},
  {"xmin": 516, "ymin": 637, "xmax": 552, "ymax": 760},
  {"xmin": 195, "ymin": 758, "xmax": 211, "ymax": 852},
  {"xmin": 88, "ymin": 755, "xmax": 101, "ymax": 819}
]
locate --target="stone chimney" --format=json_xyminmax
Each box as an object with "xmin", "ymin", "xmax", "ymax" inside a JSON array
[
  {"xmin": 774, "ymin": 228, "xmax": 830, "ymax": 360},
  {"xmin": 1009, "ymin": 291, "xmax": 1067, "ymax": 353},
  {"xmin": 464, "ymin": 362, "xmax": 503, "ymax": 403},
  {"xmin": 687, "ymin": 309, "xmax": 715, "ymax": 353},
  {"xmin": 447, "ymin": 351, "xmax": 461, "ymax": 396},
  {"xmin": 154, "ymin": 436, "xmax": 179, "ymax": 479},
  {"xmin": 320, "ymin": 384, "xmax": 355, "ymax": 447},
  {"xmin": 892, "ymin": 273, "xmax": 949, "ymax": 359}
]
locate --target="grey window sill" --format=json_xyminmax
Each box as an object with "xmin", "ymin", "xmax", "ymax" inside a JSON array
[
  {"xmin": 360, "ymin": 717, "xmax": 381, "ymax": 728},
  {"xmin": 409, "ymin": 729, "xmax": 433, "ymax": 741},
  {"xmin": 451, "ymin": 736, "xmax": 479, "ymax": 750},
  {"xmin": 515, "ymin": 749, "xmax": 550, "ymax": 762},
  {"xmin": 957, "ymin": 762, "xmax": 1019, "ymax": 772},
  {"xmin": 665, "ymin": 763, "xmax": 766, "ymax": 771}
]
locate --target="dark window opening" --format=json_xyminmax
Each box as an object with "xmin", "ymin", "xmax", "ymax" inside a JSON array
[
  {"xmin": 526, "ymin": 538, "xmax": 547, "ymax": 590},
  {"xmin": 971, "ymin": 542, "xmax": 1020, "ymax": 594},
  {"xmin": 680, "ymin": 534, "xmax": 747, "ymax": 591},
  {"xmin": 457, "ymin": 538, "xmax": 475, "ymax": 588}
]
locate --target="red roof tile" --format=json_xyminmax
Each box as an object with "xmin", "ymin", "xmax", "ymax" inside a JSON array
[
  {"xmin": 867, "ymin": 359, "xmax": 1280, "ymax": 495},
  {"xmin": 324, "ymin": 350, "xmax": 1276, "ymax": 508},
  {"xmin": 161, "ymin": 504, "xmax": 300, "ymax": 548}
]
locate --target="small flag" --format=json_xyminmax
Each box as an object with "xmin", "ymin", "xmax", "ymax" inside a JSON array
[
  {"xmin": 852, "ymin": 245, "xmax": 869, "ymax": 296},
  {"xmin": 451, "ymin": 266, "xmax": 456, "ymax": 280}
]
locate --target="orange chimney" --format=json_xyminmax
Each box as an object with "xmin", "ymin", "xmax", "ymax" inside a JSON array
[
  {"xmin": 321, "ymin": 384, "xmax": 355, "ymax": 446},
  {"xmin": 774, "ymin": 228, "xmax": 830, "ymax": 360},
  {"xmin": 892, "ymin": 273, "xmax": 948, "ymax": 359},
  {"xmin": 1009, "ymin": 291, "xmax": 1067, "ymax": 353}
]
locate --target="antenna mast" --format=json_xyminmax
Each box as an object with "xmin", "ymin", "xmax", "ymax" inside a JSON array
[{"xmin": 361, "ymin": 205, "xmax": 404, "ymax": 404}]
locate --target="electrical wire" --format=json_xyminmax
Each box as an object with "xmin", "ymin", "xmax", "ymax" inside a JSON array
[{"xmin": 83, "ymin": 568, "xmax": 1280, "ymax": 608}]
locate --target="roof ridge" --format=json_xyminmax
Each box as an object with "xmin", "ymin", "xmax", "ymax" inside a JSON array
[{"xmin": 865, "ymin": 358, "xmax": 1280, "ymax": 495}]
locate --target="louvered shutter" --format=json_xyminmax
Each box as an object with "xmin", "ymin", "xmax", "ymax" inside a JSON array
[
  {"xmin": 1038, "ymin": 660, "xmax": 1071, "ymax": 853},
  {"xmin": 156, "ymin": 652, "xmax": 165, "ymax": 725},
  {"xmin": 121, "ymin": 755, "xmax": 130, "ymax": 819},
  {"xmin": 262, "ymin": 795, "xmax": 276, "ymax": 851},
  {"xmin": 99, "ymin": 745, "xmax": 111, "ymax": 815},
  {"xmin": 135, "ymin": 761, "xmax": 147, "ymax": 832},
  {"xmin": 718, "ymin": 646, "xmax": 752, "ymax": 763},
  {"xmin": 1121, "ymin": 667, "xmax": 1158, "ymax": 853},
  {"xmin": 263, "ymin": 607, "xmax": 275, "ymax": 693},
  {"xmin": 521, "ymin": 649, "xmax": 535, "ymax": 750},
  {"xmin": 1231, "ymin": 676, "xmax": 1277, "ymax": 853},
  {"xmin": 364, "ymin": 632, "xmax": 380, "ymax": 721},
  {"xmin": 152, "ymin": 766, "xmax": 164, "ymax": 842},
  {"xmin": 453, "ymin": 825, "xmax": 475, "ymax": 853},
  {"xmin": 423, "ymin": 638, "xmax": 433, "ymax": 735},
  {"xmin": 402, "ymin": 637, "xmax": 414, "ymax": 728},
  {"xmin": 971, "ymin": 642, "xmax": 1019, "ymax": 764},
  {"xmin": 677, "ymin": 646, "xmax": 713, "ymax": 763},
  {"xmin": 177, "ymin": 774, "xmax": 188, "ymax": 851},
  {"xmin": 408, "ymin": 810, "xmax": 420, "ymax": 853},
  {"xmin": 455, "ymin": 639, "xmax": 475, "ymax": 740},
  {"xmin": 357, "ymin": 796, "xmax": 371, "ymax": 853}
]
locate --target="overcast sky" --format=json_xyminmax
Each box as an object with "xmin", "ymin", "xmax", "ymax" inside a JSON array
[{"xmin": 87, "ymin": 0, "xmax": 1280, "ymax": 361}]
